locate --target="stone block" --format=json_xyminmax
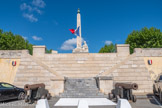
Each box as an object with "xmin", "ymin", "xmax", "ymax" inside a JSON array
[
  {"xmin": 144, "ymin": 89, "xmax": 153, "ymax": 93},
  {"xmin": 134, "ymin": 48, "xmax": 142, "ymax": 54},
  {"xmin": 33, "ymin": 45, "xmax": 46, "ymax": 58},
  {"xmin": 18, "ymin": 66, "xmax": 25, "ymax": 69},
  {"xmin": 116, "ymin": 44, "xmax": 130, "ymax": 56},
  {"xmin": 52, "ymin": 50, "xmax": 58, "ymax": 54},
  {"xmin": 132, "ymin": 65, "xmax": 138, "ymax": 68},
  {"xmin": 114, "ymin": 76, "xmax": 148, "ymax": 81},
  {"xmin": 36, "ymin": 99, "xmax": 50, "ymax": 108},
  {"xmin": 78, "ymin": 100, "xmax": 89, "ymax": 108},
  {"xmin": 119, "ymin": 65, "xmax": 129, "ymax": 68},
  {"xmin": 50, "ymin": 78, "xmax": 64, "ymax": 96},
  {"xmin": 99, "ymin": 76, "xmax": 113, "ymax": 94},
  {"xmin": 116, "ymin": 99, "xmax": 131, "ymax": 108},
  {"xmin": 132, "ymin": 89, "xmax": 145, "ymax": 94},
  {"xmin": 139, "ymin": 65, "xmax": 146, "ymax": 68}
]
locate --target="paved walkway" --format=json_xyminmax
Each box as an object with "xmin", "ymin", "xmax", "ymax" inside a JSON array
[{"xmin": 0, "ymin": 96, "xmax": 162, "ymax": 108}]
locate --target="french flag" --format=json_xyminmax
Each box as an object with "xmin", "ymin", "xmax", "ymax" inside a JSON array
[
  {"xmin": 148, "ymin": 60, "xmax": 152, "ymax": 65},
  {"xmin": 69, "ymin": 26, "xmax": 80, "ymax": 36}
]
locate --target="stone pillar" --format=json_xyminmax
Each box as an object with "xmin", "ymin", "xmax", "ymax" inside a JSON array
[
  {"xmin": 50, "ymin": 78, "xmax": 64, "ymax": 97},
  {"xmin": 33, "ymin": 46, "xmax": 46, "ymax": 58},
  {"xmin": 116, "ymin": 44, "xmax": 130, "ymax": 56},
  {"xmin": 97, "ymin": 76, "xmax": 113, "ymax": 95},
  {"xmin": 77, "ymin": 8, "xmax": 81, "ymax": 41}
]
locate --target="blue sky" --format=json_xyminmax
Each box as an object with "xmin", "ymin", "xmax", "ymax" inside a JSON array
[{"xmin": 0, "ymin": 0, "xmax": 162, "ymax": 53}]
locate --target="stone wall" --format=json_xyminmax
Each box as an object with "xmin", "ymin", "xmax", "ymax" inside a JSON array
[
  {"xmin": 0, "ymin": 45, "xmax": 162, "ymax": 96},
  {"xmin": 0, "ymin": 50, "xmax": 23, "ymax": 58},
  {"xmin": 135, "ymin": 48, "xmax": 162, "ymax": 80},
  {"xmin": 0, "ymin": 50, "xmax": 24, "ymax": 83},
  {"xmin": 100, "ymin": 48, "xmax": 162, "ymax": 95}
]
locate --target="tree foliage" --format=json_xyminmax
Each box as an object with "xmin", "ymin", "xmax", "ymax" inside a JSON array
[
  {"xmin": 125, "ymin": 27, "xmax": 162, "ymax": 53},
  {"xmin": 45, "ymin": 48, "xmax": 52, "ymax": 53},
  {"xmin": 99, "ymin": 43, "xmax": 116, "ymax": 53},
  {"xmin": 0, "ymin": 29, "xmax": 33, "ymax": 54}
]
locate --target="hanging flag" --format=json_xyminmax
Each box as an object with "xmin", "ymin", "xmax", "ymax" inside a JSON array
[
  {"xmin": 69, "ymin": 29, "xmax": 75, "ymax": 34},
  {"xmin": 69, "ymin": 26, "xmax": 80, "ymax": 36},
  {"xmin": 148, "ymin": 60, "xmax": 152, "ymax": 65},
  {"xmin": 74, "ymin": 26, "xmax": 80, "ymax": 36}
]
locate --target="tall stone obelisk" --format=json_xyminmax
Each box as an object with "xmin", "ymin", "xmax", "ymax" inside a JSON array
[
  {"xmin": 73, "ymin": 8, "xmax": 89, "ymax": 53},
  {"xmin": 76, "ymin": 8, "xmax": 82, "ymax": 48}
]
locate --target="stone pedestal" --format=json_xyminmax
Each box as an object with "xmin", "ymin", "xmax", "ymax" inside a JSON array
[{"xmin": 73, "ymin": 41, "xmax": 89, "ymax": 53}]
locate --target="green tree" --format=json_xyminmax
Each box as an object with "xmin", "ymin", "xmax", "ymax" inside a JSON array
[
  {"xmin": 0, "ymin": 29, "xmax": 53, "ymax": 55},
  {"xmin": 125, "ymin": 27, "xmax": 162, "ymax": 53},
  {"xmin": 0, "ymin": 29, "xmax": 33, "ymax": 55},
  {"xmin": 99, "ymin": 43, "xmax": 116, "ymax": 53}
]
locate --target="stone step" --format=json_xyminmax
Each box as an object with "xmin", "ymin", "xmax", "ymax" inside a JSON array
[
  {"xmin": 114, "ymin": 76, "xmax": 150, "ymax": 81},
  {"xmin": 63, "ymin": 91, "xmax": 99, "ymax": 94},
  {"xmin": 52, "ymin": 67, "xmax": 111, "ymax": 71},
  {"xmin": 48, "ymin": 63, "xmax": 116, "ymax": 67},
  {"xmin": 42, "ymin": 61, "xmax": 118, "ymax": 64},
  {"xmin": 60, "ymin": 93, "xmax": 105, "ymax": 96},
  {"xmin": 61, "ymin": 91, "xmax": 103, "ymax": 95},
  {"xmin": 60, "ymin": 95, "xmax": 108, "ymax": 98},
  {"xmin": 113, "ymin": 72, "xmax": 150, "ymax": 77},
  {"xmin": 57, "ymin": 70, "xmax": 100, "ymax": 74},
  {"xmin": 63, "ymin": 73, "xmax": 98, "ymax": 77},
  {"xmin": 64, "ymin": 88, "xmax": 99, "ymax": 91},
  {"xmin": 44, "ymin": 53, "xmax": 117, "ymax": 56},
  {"xmin": 42, "ymin": 56, "xmax": 118, "ymax": 60}
]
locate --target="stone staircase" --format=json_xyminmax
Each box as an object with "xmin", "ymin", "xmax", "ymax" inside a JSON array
[
  {"xmin": 60, "ymin": 78, "xmax": 107, "ymax": 98},
  {"xmin": 41, "ymin": 54, "xmax": 126, "ymax": 78},
  {"xmin": 13, "ymin": 52, "xmax": 56, "ymax": 90}
]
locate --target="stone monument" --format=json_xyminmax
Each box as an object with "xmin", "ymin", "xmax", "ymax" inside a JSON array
[{"xmin": 73, "ymin": 8, "xmax": 89, "ymax": 53}]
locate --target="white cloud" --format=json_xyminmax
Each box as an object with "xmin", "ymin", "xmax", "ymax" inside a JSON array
[
  {"xmin": 60, "ymin": 38, "xmax": 84, "ymax": 50},
  {"xmin": 20, "ymin": 3, "xmax": 42, "ymax": 14},
  {"xmin": 61, "ymin": 38, "xmax": 76, "ymax": 50},
  {"xmin": 33, "ymin": 8, "xmax": 42, "ymax": 14},
  {"xmin": 32, "ymin": 0, "xmax": 46, "ymax": 8},
  {"xmin": 20, "ymin": 0, "xmax": 46, "ymax": 22},
  {"xmin": 32, "ymin": 35, "xmax": 42, "ymax": 41},
  {"xmin": 23, "ymin": 13, "xmax": 38, "ymax": 22},
  {"xmin": 20, "ymin": 3, "xmax": 32, "ymax": 11},
  {"xmin": 105, "ymin": 40, "xmax": 112, "ymax": 45}
]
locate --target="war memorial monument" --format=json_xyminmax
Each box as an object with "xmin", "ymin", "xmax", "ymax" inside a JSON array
[{"xmin": 0, "ymin": 9, "xmax": 162, "ymax": 107}]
